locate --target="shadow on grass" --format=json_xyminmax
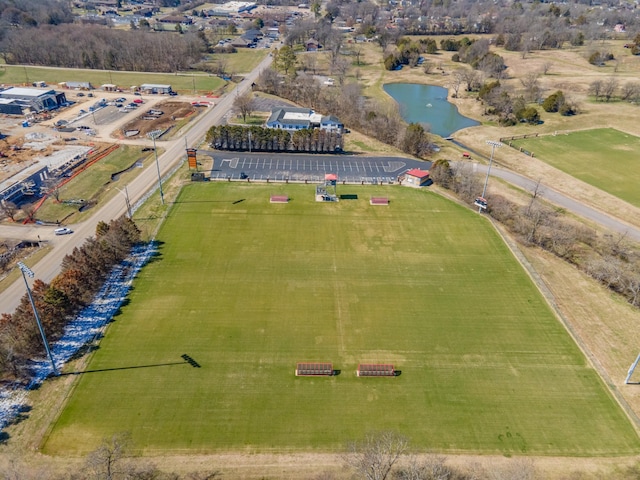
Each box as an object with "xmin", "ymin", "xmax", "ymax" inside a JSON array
[{"xmin": 61, "ymin": 360, "xmax": 190, "ymax": 376}]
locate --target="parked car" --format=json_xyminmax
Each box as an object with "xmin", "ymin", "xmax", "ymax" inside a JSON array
[
  {"xmin": 134, "ymin": 92, "xmax": 142, "ymax": 96},
  {"xmin": 77, "ymin": 92, "xmax": 85, "ymax": 97},
  {"xmin": 54, "ymin": 227, "xmax": 73, "ymax": 236},
  {"xmin": 116, "ymin": 97, "xmax": 126, "ymax": 102}
]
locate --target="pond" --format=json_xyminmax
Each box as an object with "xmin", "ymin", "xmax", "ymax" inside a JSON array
[{"xmin": 383, "ymin": 83, "xmax": 480, "ymax": 138}]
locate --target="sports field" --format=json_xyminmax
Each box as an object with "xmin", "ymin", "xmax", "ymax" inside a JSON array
[
  {"xmin": 510, "ymin": 128, "xmax": 640, "ymax": 208},
  {"xmin": 43, "ymin": 184, "xmax": 640, "ymax": 456}
]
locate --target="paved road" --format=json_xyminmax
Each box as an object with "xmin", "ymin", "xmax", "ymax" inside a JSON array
[
  {"xmin": 0, "ymin": 54, "xmax": 273, "ymax": 315},
  {"xmin": 204, "ymin": 152, "xmax": 429, "ymax": 183},
  {"xmin": 3, "ymin": 52, "xmax": 640, "ymax": 314}
]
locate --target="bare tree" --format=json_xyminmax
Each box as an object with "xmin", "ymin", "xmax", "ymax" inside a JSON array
[
  {"xmin": 589, "ymin": 79, "xmax": 603, "ymax": 101},
  {"xmin": 0, "ymin": 200, "xmax": 19, "ymax": 222},
  {"xmin": 395, "ymin": 454, "xmax": 453, "ymax": 480},
  {"xmin": 541, "ymin": 62, "xmax": 552, "ymax": 75},
  {"xmin": 486, "ymin": 458, "xmax": 536, "ymax": 480},
  {"xmin": 332, "ymin": 56, "xmax": 351, "ymax": 86},
  {"xmin": 520, "ymin": 72, "xmax": 541, "ymax": 102},
  {"xmin": 233, "ymin": 92, "xmax": 256, "ymax": 123},
  {"xmin": 620, "ymin": 81, "xmax": 640, "ymax": 103},
  {"xmin": 85, "ymin": 432, "xmax": 132, "ymax": 480},
  {"xmin": 422, "ymin": 61, "xmax": 435, "ymax": 75},
  {"xmin": 602, "ymin": 77, "xmax": 618, "ymax": 102},
  {"xmin": 449, "ymin": 70, "xmax": 464, "ymax": 98},
  {"xmin": 344, "ymin": 431, "xmax": 409, "ymax": 480}
]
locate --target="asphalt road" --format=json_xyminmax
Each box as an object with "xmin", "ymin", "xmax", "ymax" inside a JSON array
[
  {"xmin": 0, "ymin": 54, "xmax": 273, "ymax": 315},
  {"xmin": 2, "ymin": 51, "xmax": 640, "ymax": 314}
]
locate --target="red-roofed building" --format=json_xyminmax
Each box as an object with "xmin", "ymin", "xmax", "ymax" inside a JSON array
[{"xmin": 403, "ymin": 168, "xmax": 431, "ymax": 187}]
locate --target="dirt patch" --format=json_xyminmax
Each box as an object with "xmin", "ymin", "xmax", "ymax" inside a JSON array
[{"xmin": 117, "ymin": 101, "xmax": 197, "ymax": 139}]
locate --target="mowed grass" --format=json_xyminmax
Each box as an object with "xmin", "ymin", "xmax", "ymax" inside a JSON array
[
  {"xmin": 511, "ymin": 128, "xmax": 640, "ymax": 208},
  {"xmin": 43, "ymin": 184, "xmax": 640, "ymax": 456},
  {"xmin": 0, "ymin": 65, "xmax": 224, "ymax": 95}
]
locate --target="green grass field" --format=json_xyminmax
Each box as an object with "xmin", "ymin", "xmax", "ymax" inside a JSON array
[
  {"xmin": 35, "ymin": 145, "xmax": 155, "ymax": 224},
  {"xmin": 511, "ymin": 128, "xmax": 640, "ymax": 208},
  {"xmin": 43, "ymin": 184, "xmax": 640, "ymax": 456},
  {"xmin": 0, "ymin": 65, "xmax": 225, "ymax": 95}
]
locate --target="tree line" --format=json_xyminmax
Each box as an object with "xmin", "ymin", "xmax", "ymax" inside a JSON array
[
  {"xmin": 0, "ymin": 24, "xmax": 205, "ymax": 72},
  {"xmin": 0, "ymin": 217, "xmax": 141, "ymax": 383},
  {"xmin": 6, "ymin": 429, "xmax": 640, "ymax": 478},
  {"xmin": 430, "ymin": 160, "xmax": 640, "ymax": 310},
  {"xmin": 206, "ymin": 125, "xmax": 344, "ymax": 153}
]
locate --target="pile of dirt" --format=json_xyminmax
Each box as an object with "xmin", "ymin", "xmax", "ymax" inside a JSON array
[{"xmin": 117, "ymin": 101, "xmax": 197, "ymax": 139}]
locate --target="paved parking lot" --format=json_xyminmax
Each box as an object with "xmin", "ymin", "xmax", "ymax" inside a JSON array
[{"xmin": 203, "ymin": 152, "xmax": 431, "ymax": 183}]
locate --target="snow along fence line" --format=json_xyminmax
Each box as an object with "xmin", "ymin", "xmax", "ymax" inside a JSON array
[{"xmin": 0, "ymin": 241, "xmax": 158, "ymax": 431}]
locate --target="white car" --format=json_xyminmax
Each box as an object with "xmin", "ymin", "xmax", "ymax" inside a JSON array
[{"xmin": 54, "ymin": 227, "xmax": 73, "ymax": 236}]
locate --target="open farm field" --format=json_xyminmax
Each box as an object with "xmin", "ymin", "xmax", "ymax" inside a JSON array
[
  {"xmin": 0, "ymin": 65, "xmax": 225, "ymax": 95},
  {"xmin": 42, "ymin": 183, "xmax": 639, "ymax": 457},
  {"xmin": 509, "ymin": 128, "xmax": 640, "ymax": 208}
]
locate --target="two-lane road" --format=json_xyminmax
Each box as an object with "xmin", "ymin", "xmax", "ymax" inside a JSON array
[{"xmin": 0, "ymin": 54, "xmax": 273, "ymax": 315}]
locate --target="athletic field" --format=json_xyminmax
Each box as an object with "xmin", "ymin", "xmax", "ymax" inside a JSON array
[
  {"xmin": 43, "ymin": 183, "xmax": 640, "ymax": 456},
  {"xmin": 511, "ymin": 128, "xmax": 640, "ymax": 208}
]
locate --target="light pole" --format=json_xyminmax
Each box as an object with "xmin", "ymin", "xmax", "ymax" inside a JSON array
[
  {"xmin": 478, "ymin": 140, "xmax": 502, "ymax": 213},
  {"xmin": 150, "ymin": 133, "xmax": 164, "ymax": 205},
  {"xmin": 116, "ymin": 185, "xmax": 132, "ymax": 218},
  {"xmin": 17, "ymin": 262, "xmax": 58, "ymax": 376}
]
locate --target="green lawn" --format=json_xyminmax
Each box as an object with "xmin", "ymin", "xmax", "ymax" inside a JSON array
[
  {"xmin": 0, "ymin": 65, "xmax": 225, "ymax": 95},
  {"xmin": 510, "ymin": 128, "xmax": 640, "ymax": 208},
  {"xmin": 43, "ymin": 184, "xmax": 640, "ymax": 456},
  {"xmin": 36, "ymin": 145, "xmax": 155, "ymax": 224}
]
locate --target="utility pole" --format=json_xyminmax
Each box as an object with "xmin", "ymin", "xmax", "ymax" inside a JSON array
[{"xmin": 17, "ymin": 262, "xmax": 58, "ymax": 376}]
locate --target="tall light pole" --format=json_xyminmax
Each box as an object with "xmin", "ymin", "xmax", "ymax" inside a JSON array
[
  {"xmin": 478, "ymin": 140, "xmax": 503, "ymax": 213},
  {"xmin": 150, "ymin": 133, "xmax": 164, "ymax": 205},
  {"xmin": 17, "ymin": 262, "xmax": 58, "ymax": 376}
]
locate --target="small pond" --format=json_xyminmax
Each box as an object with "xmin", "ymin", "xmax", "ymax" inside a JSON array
[{"xmin": 383, "ymin": 83, "xmax": 480, "ymax": 138}]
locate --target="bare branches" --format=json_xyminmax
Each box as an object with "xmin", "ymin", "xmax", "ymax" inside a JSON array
[{"xmin": 344, "ymin": 431, "xmax": 409, "ymax": 480}]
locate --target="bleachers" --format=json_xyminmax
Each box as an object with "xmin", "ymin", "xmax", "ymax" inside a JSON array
[
  {"xmin": 357, "ymin": 364, "xmax": 395, "ymax": 377},
  {"xmin": 296, "ymin": 362, "xmax": 333, "ymax": 376}
]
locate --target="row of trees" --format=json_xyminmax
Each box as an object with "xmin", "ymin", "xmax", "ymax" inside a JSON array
[
  {"xmin": 430, "ymin": 160, "xmax": 640, "ymax": 309},
  {"xmin": 206, "ymin": 125, "xmax": 344, "ymax": 153},
  {"xmin": 257, "ymin": 69, "xmax": 434, "ymax": 158},
  {"xmin": 0, "ymin": 217, "xmax": 141, "ymax": 382},
  {"xmin": 7, "ymin": 429, "xmax": 640, "ymax": 478},
  {"xmin": 1, "ymin": 24, "xmax": 205, "ymax": 72}
]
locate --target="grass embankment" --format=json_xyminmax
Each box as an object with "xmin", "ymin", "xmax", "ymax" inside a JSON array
[
  {"xmin": 42, "ymin": 183, "xmax": 640, "ymax": 456},
  {"xmin": 36, "ymin": 145, "xmax": 157, "ymax": 224},
  {"xmin": 510, "ymin": 128, "xmax": 640, "ymax": 208}
]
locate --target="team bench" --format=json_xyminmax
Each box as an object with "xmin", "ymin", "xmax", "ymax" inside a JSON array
[
  {"xmin": 357, "ymin": 364, "xmax": 395, "ymax": 377},
  {"xmin": 296, "ymin": 362, "xmax": 333, "ymax": 376}
]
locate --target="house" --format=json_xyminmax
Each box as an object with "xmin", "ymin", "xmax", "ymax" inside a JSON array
[
  {"xmin": 266, "ymin": 107, "xmax": 343, "ymax": 133},
  {"xmin": 402, "ymin": 168, "xmax": 431, "ymax": 187},
  {"xmin": 242, "ymin": 29, "xmax": 263, "ymax": 42},
  {"xmin": 320, "ymin": 115, "xmax": 343, "ymax": 133},
  {"xmin": 0, "ymin": 87, "xmax": 68, "ymax": 115},
  {"xmin": 231, "ymin": 37, "xmax": 254, "ymax": 48},
  {"xmin": 305, "ymin": 38, "xmax": 320, "ymax": 51}
]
